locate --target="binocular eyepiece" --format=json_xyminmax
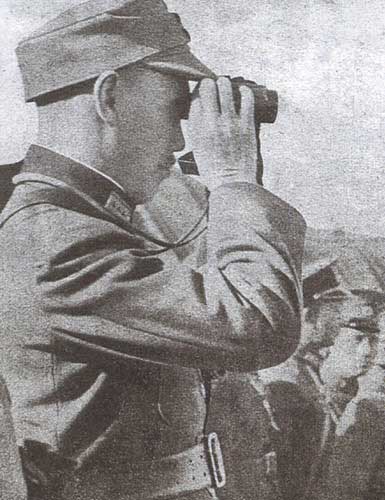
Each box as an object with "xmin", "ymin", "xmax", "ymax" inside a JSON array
[{"xmin": 178, "ymin": 77, "xmax": 278, "ymax": 175}]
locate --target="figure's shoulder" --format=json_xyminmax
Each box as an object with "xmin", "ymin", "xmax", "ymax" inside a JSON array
[
  {"xmin": 337, "ymin": 392, "xmax": 385, "ymax": 438},
  {"xmin": 344, "ymin": 366, "xmax": 385, "ymax": 429},
  {"xmin": 354, "ymin": 394, "xmax": 385, "ymax": 419},
  {"xmin": 357, "ymin": 366, "xmax": 385, "ymax": 400}
]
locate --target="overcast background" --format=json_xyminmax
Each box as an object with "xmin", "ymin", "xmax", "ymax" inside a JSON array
[{"xmin": 1, "ymin": 0, "xmax": 385, "ymax": 235}]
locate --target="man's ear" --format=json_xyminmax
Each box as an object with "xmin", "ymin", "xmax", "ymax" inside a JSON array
[{"xmin": 94, "ymin": 71, "xmax": 118, "ymax": 124}]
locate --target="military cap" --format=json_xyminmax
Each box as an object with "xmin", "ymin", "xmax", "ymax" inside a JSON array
[
  {"xmin": 341, "ymin": 317, "xmax": 380, "ymax": 335},
  {"xmin": 301, "ymin": 258, "xmax": 385, "ymax": 347},
  {"xmin": 303, "ymin": 258, "xmax": 343, "ymax": 307},
  {"xmin": 16, "ymin": 0, "xmax": 216, "ymax": 102},
  {"xmin": 303, "ymin": 259, "xmax": 385, "ymax": 311}
]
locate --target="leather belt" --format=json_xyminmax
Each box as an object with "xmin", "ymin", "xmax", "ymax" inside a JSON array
[
  {"xmin": 23, "ymin": 433, "xmax": 226, "ymax": 500},
  {"xmin": 68, "ymin": 433, "xmax": 226, "ymax": 500}
]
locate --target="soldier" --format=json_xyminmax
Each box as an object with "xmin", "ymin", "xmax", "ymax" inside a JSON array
[
  {"xmin": 260, "ymin": 262, "xmax": 379, "ymax": 500},
  {"xmin": 314, "ymin": 311, "xmax": 385, "ymax": 500},
  {"xmin": 0, "ymin": 1, "xmax": 306, "ymax": 499}
]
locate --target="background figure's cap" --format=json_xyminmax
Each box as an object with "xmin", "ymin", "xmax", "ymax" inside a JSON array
[
  {"xmin": 16, "ymin": 0, "xmax": 216, "ymax": 102},
  {"xmin": 301, "ymin": 257, "xmax": 385, "ymax": 348},
  {"xmin": 341, "ymin": 317, "xmax": 380, "ymax": 335},
  {"xmin": 303, "ymin": 258, "xmax": 385, "ymax": 312},
  {"xmin": 303, "ymin": 258, "xmax": 341, "ymax": 307}
]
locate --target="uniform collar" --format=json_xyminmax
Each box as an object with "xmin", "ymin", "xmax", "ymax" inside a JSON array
[{"xmin": 19, "ymin": 145, "xmax": 135, "ymax": 220}]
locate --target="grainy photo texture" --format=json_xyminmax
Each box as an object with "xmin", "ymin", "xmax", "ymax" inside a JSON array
[{"xmin": 0, "ymin": 1, "xmax": 384, "ymax": 500}]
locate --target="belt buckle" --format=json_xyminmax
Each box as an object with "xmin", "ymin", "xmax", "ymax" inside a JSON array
[{"xmin": 206, "ymin": 433, "xmax": 226, "ymax": 489}]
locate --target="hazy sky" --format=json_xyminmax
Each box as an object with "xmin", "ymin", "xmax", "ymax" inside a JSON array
[{"xmin": 1, "ymin": 0, "xmax": 385, "ymax": 236}]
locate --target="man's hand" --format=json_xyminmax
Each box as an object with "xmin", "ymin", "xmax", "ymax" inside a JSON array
[{"xmin": 187, "ymin": 77, "xmax": 258, "ymax": 192}]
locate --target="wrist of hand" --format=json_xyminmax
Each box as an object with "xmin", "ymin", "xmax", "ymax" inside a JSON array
[
  {"xmin": 212, "ymin": 177, "xmax": 257, "ymax": 191},
  {"xmin": 202, "ymin": 176, "xmax": 257, "ymax": 192},
  {"xmin": 200, "ymin": 165, "xmax": 257, "ymax": 192}
]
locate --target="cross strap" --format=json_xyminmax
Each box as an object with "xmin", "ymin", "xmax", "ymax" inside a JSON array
[{"xmin": 0, "ymin": 184, "xmax": 207, "ymax": 253}]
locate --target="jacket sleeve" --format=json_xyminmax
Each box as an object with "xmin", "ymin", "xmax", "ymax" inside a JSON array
[
  {"xmin": 314, "ymin": 398, "xmax": 385, "ymax": 500},
  {"xmin": 37, "ymin": 181, "xmax": 306, "ymax": 372}
]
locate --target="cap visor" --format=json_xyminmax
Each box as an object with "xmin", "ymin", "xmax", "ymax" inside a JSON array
[{"xmin": 143, "ymin": 46, "xmax": 216, "ymax": 80}]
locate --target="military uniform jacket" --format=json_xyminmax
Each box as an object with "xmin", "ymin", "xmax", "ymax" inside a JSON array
[
  {"xmin": 0, "ymin": 145, "xmax": 305, "ymax": 499},
  {"xmin": 314, "ymin": 365, "xmax": 385, "ymax": 500}
]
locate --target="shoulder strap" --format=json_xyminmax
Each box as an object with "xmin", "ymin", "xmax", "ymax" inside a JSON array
[
  {"xmin": 0, "ymin": 186, "xmax": 122, "ymax": 230},
  {"xmin": 0, "ymin": 185, "xmax": 207, "ymax": 253}
]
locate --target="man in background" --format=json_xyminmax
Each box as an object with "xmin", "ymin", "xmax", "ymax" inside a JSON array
[
  {"xmin": 260, "ymin": 262, "xmax": 380, "ymax": 500},
  {"xmin": 315, "ymin": 310, "xmax": 385, "ymax": 500}
]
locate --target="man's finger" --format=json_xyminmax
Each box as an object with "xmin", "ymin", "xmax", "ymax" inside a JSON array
[
  {"xmin": 189, "ymin": 89, "xmax": 203, "ymax": 122},
  {"xmin": 197, "ymin": 78, "xmax": 220, "ymax": 115},
  {"xmin": 217, "ymin": 76, "xmax": 235, "ymax": 116},
  {"xmin": 240, "ymin": 85, "xmax": 255, "ymax": 131}
]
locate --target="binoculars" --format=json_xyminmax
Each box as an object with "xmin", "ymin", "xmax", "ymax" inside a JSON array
[{"xmin": 178, "ymin": 77, "xmax": 278, "ymax": 175}]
